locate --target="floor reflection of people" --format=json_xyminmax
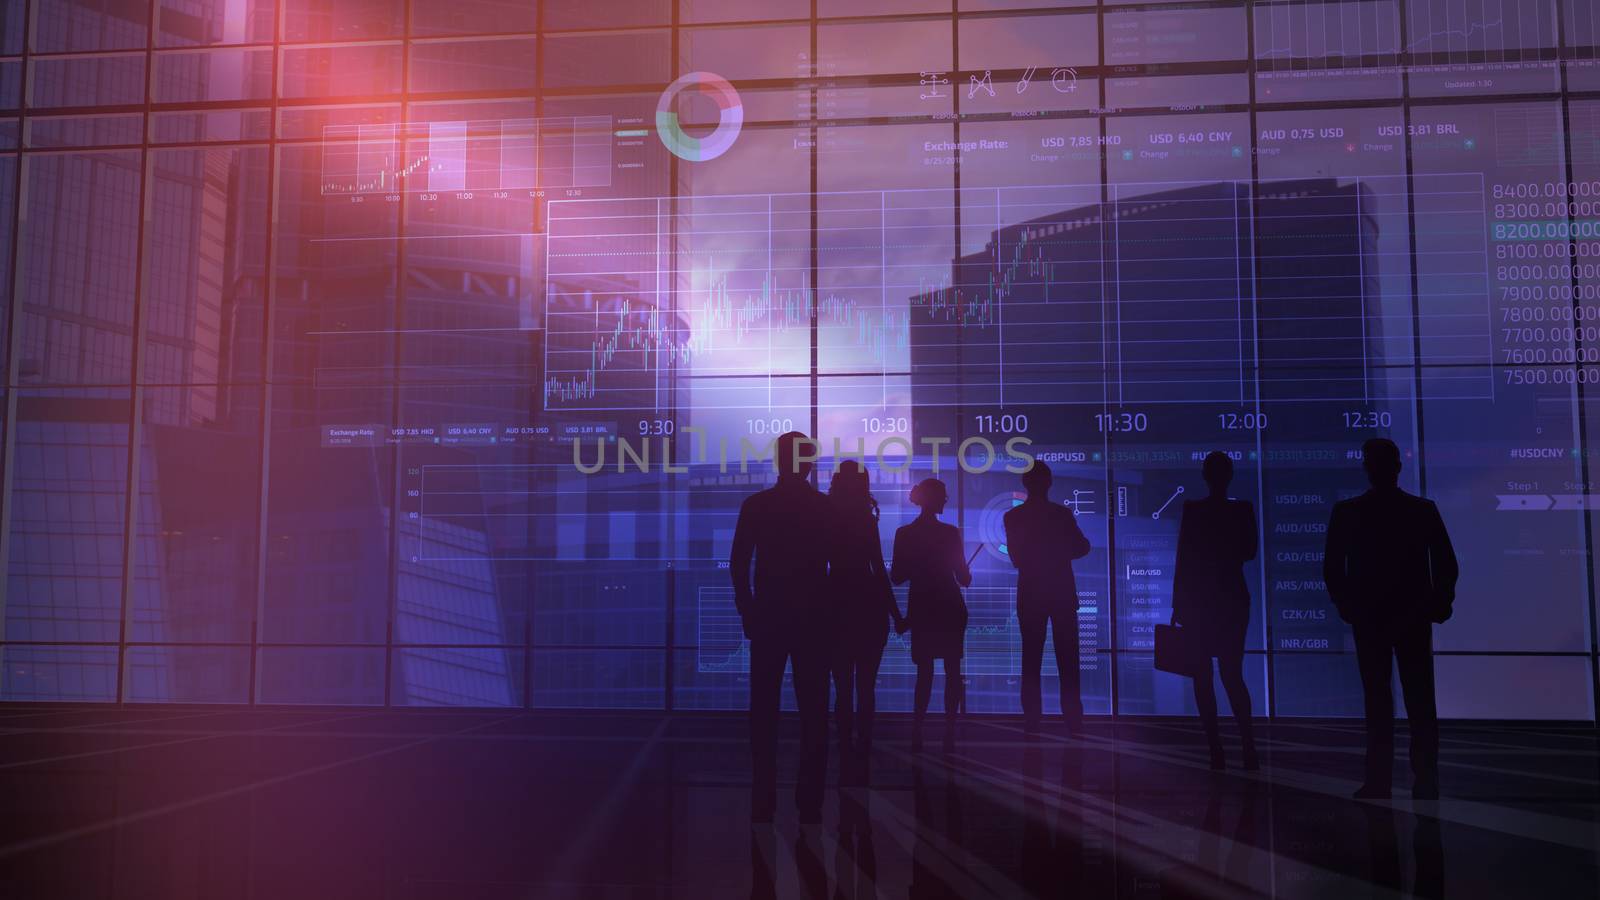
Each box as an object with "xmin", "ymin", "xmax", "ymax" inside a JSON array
[
  {"xmin": 1364, "ymin": 804, "xmax": 1446, "ymax": 900},
  {"xmin": 1413, "ymin": 812, "xmax": 1445, "ymax": 899},
  {"xmin": 908, "ymin": 767, "xmax": 967, "ymax": 900},
  {"xmin": 833, "ymin": 779, "xmax": 879, "ymax": 899},
  {"xmin": 1365, "ymin": 803, "xmax": 1403, "ymax": 893},
  {"xmin": 747, "ymin": 791, "xmax": 880, "ymax": 900},
  {"xmin": 748, "ymin": 828, "xmax": 778, "ymax": 900},
  {"xmin": 1205, "ymin": 780, "xmax": 1262, "ymax": 891},
  {"xmin": 1161, "ymin": 780, "xmax": 1264, "ymax": 897},
  {"xmin": 1018, "ymin": 745, "xmax": 1070, "ymax": 895},
  {"xmin": 794, "ymin": 826, "xmax": 828, "ymax": 899}
]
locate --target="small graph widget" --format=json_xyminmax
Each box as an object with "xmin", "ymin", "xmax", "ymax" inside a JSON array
[{"xmin": 320, "ymin": 115, "xmax": 614, "ymax": 196}]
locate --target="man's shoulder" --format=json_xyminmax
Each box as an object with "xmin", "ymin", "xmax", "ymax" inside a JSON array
[
  {"xmin": 1179, "ymin": 497, "xmax": 1248, "ymax": 516},
  {"xmin": 1003, "ymin": 498, "xmax": 1062, "ymax": 523},
  {"xmin": 1335, "ymin": 489, "xmax": 1435, "ymax": 519},
  {"xmin": 741, "ymin": 486, "xmax": 776, "ymax": 508},
  {"xmin": 739, "ymin": 485, "xmax": 794, "ymax": 516},
  {"xmin": 794, "ymin": 486, "xmax": 832, "ymax": 520},
  {"xmin": 763, "ymin": 484, "xmax": 830, "ymax": 516},
  {"xmin": 1332, "ymin": 494, "xmax": 1364, "ymax": 513},
  {"xmin": 1405, "ymin": 493, "xmax": 1442, "ymax": 521}
]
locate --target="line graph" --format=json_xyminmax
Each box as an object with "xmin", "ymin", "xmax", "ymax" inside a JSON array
[
  {"xmin": 320, "ymin": 115, "xmax": 612, "ymax": 196},
  {"xmin": 1408, "ymin": 15, "xmax": 1502, "ymax": 51},
  {"xmin": 541, "ymin": 184, "xmax": 1152, "ymax": 411},
  {"xmin": 546, "ymin": 266, "xmax": 913, "ymax": 403},
  {"xmin": 1254, "ymin": 0, "xmax": 1402, "ymax": 70},
  {"xmin": 1568, "ymin": 0, "xmax": 1599, "ymax": 60},
  {"xmin": 1573, "ymin": 103, "xmax": 1600, "ymax": 166},
  {"xmin": 544, "ymin": 178, "xmax": 1492, "ymax": 412},
  {"xmin": 541, "ymin": 190, "xmax": 1101, "ymax": 408},
  {"xmin": 1403, "ymin": 0, "xmax": 1557, "ymax": 58},
  {"xmin": 1253, "ymin": 0, "xmax": 1563, "ymax": 93},
  {"xmin": 543, "ymin": 189, "xmax": 1007, "ymax": 410}
]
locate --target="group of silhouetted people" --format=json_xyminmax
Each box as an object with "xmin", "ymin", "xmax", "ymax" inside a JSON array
[
  {"xmin": 1170, "ymin": 439, "xmax": 1457, "ymax": 798},
  {"xmin": 730, "ymin": 432, "xmax": 1091, "ymax": 823},
  {"xmin": 732, "ymin": 433, "xmax": 1457, "ymax": 823}
]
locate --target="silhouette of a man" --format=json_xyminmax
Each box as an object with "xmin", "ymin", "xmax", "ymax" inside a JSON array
[
  {"xmin": 1003, "ymin": 461, "xmax": 1091, "ymax": 734},
  {"xmin": 1324, "ymin": 438, "xmax": 1458, "ymax": 800},
  {"xmin": 730, "ymin": 431, "xmax": 833, "ymax": 823}
]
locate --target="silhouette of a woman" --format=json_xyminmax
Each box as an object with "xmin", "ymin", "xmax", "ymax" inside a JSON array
[
  {"xmin": 1172, "ymin": 451, "xmax": 1260, "ymax": 770},
  {"xmin": 891, "ymin": 478, "xmax": 971, "ymax": 752},
  {"xmin": 827, "ymin": 461, "xmax": 902, "ymax": 771}
]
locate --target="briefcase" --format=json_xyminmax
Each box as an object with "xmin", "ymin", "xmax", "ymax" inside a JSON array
[{"xmin": 1153, "ymin": 623, "xmax": 1205, "ymax": 676}]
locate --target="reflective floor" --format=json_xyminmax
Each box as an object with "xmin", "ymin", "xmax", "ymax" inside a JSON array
[{"xmin": 2, "ymin": 707, "xmax": 1597, "ymax": 898}]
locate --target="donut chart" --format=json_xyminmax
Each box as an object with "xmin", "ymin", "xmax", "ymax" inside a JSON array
[
  {"xmin": 655, "ymin": 72, "xmax": 744, "ymax": 162},
  {"xmin": 976, "ymin": 491, "xmax": 1027, "ymax": 563}
]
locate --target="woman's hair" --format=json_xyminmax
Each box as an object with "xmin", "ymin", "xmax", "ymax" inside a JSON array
[
  {"xmin": 829, "ymin": 460, "xmax": 879, "ymax": 521},
  {"xmin": 909, "ymin": 477, "xmax": 948, "ymax": 510},
  {"xmin": 1202, "ymin": 450, "xmax": 1234, "ymax": 485}
]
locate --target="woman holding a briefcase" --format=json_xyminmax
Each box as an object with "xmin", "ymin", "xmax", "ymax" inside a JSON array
[{"xmin": 1170, "ymin": 451, "xmax": 1260, "ymax": 771}]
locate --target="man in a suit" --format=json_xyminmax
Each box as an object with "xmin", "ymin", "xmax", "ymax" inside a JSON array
[
  {"xmin": 730, "ymin": 432, "xmax": 834, "ymax": 823},
  {"xmin": 1004, "ymin": 461, "xmax": 1092, "ymax": 735},
  {"xmin": 1323, "ymin": 438, "xmax": 1458, "ymax": 800}
]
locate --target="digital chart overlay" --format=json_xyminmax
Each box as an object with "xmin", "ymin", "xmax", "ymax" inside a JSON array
[
  {"xmin": 655, "ymin": 72, "xmax": 744, "ymax": 162},
  {"xmin": 321, "ymin": 116, "xmax": 613, "ymax": 195},
  {"xmin": 542, "ymin": 177, "xmax": 1492, "ymax": 412},
  {"xmin": 696, "ymin": 587, "xmax": 1098, "ymax": 678}
]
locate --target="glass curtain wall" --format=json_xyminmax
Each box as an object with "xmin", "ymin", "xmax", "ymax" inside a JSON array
[{"xmin": 0, "ymin": 0, "xmax": 1595, "ymax": 720}]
